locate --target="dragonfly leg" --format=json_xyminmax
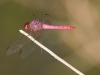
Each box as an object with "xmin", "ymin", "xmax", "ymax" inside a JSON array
[
  {"xmin": 36, "ymin": 30, "xmax": 40, "ymax": 36},
  {"xmin": 19, "ymin": 49, "xmax": 22, "ymax": 56},
  {"xmin": 6, "ymin": 46, "xmax": 9, "ymax": 51},
  {"xmin": 34, "ymin": 30, "xmax": 43, "ymax": 54},
  {"xmin": 34, "ymin": 30, "xmax": 40, "ymax": 37},
  {"xmin": 29, "ymin": 30, "xmax": 32, "ymax": 36}
]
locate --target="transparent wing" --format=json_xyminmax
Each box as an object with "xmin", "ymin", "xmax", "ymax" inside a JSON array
[
  {"xmin": 20, "ymin": 30, "xmax": 49, "ymax": 58},
  {"xmin": 6, "ymin": 35, "xmax": 29, "ymax": 55},
  {"xmin": 32, "ymin": 13, "xmax": 38, "ymax": 20},
  {"xmin": 38, "ymin": 14, "xmax": 51, "ymax": 42},
  {"xmin": 42, "ymin": 14, "xmax": 51, "ymax": 25},
  {"xmin": 20, "ymin": 40, "xmax": 38, "ymax": 58},
  {"xmin": 20, "ymin": 33, "xmax": 38, "ymax": 58}
]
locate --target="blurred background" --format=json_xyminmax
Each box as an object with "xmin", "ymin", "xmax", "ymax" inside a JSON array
[{"xmin": 0, "ymin": 0, "xmax": 100, "ymax": 75}]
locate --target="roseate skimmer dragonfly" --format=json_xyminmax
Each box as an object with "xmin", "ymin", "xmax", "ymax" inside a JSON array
[{"xmin": 6, "ymin": 14, "xmax": 75, "ymax": 58}]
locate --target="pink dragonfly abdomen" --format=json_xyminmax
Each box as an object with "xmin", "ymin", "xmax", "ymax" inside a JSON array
[{"xmin": 42, "ymin": 24, "xmax": 76, "ymax": 30}]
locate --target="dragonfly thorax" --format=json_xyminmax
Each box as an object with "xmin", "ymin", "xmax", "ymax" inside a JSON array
[{"xmin": 30, "ymin": 20, "xmax": 43, "ymax": 30}]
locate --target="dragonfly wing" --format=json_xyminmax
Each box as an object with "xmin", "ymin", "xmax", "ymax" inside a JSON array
[
  {"xmin": 38, "ymin": 14, "xmax": 51, "ymax": 43},
  {"xmin": 6, "ymin": 35, "xmax": 29, "ymax": 55},
  {"xmin": 20, "ymin": 40, "xmax": 38, "ymax": 58},
  {"xmin": 38, "ymin": 29, "xmax": 49, "ymax": 43},
  {"xmin": 20, "ymin": 30, "xmax": 49, "ymax": 58},
  {"xmin": 42, "ymin": 14, "xmax": 51, "ymax": 25},
  {"xmin": 19, "ymin": 32, "xmax": 38, "ymax": 58}
]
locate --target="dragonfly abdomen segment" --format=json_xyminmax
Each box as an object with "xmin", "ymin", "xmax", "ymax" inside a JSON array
[{"xmin": 42, "ymin": 24, "xmax": 75, "ymax": 30}]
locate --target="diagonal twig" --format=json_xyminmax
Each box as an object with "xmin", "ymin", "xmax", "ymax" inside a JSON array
[{"xmin": 19, "ymin": 29, "xmax": 85, "ymax": 75}]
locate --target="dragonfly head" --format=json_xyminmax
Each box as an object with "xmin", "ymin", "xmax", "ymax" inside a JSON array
[{"xmin": 24, "ymin": 22, "xmax": 30, "ymax": 30}]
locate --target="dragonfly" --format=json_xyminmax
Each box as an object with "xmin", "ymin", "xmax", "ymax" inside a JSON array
[{"xmin": 6, "ymin": 14, "xmax": 75, "ymax": 58}]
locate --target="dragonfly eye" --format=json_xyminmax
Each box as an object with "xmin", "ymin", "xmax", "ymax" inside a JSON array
[{"xmin": 24, "ymin": 22, "xmax": 30, "ymax": 30}]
